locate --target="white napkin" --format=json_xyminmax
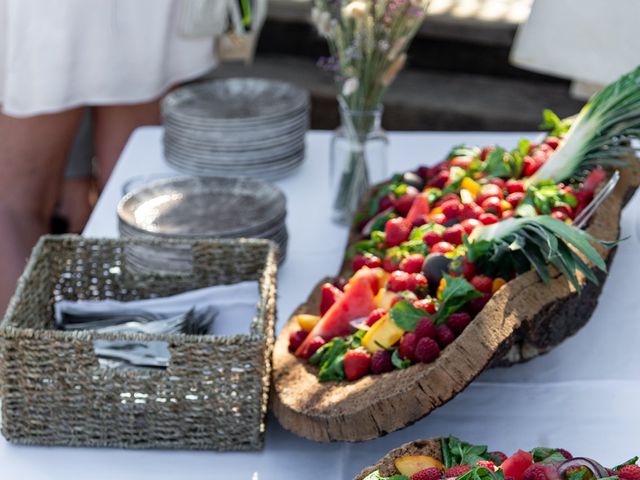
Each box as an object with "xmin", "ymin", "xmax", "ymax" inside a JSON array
[{"xmin": 54, "ymin": 281, "xmax": 260, "ymax": 336}]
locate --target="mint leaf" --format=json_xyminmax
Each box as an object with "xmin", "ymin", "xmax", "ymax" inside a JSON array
[
  {"xmin": 483, "ymin": 147, "xmax": 512, "ymax": 178},
  {"xmin": 446, "ymin": 436, "xmax": 491, "ymax": 467},
  {"xmin": 539, "ymin": 108, "xmax": 572, "ymax": 136},
  {"xmin": 614, "ymin": 457, "xmax": 639, "ymax": 470},
  {"xmin": 530, "ymin": 447, "xmax": 569, "ymax": 464},
  {"xmin": 391, "ymin": 349, "xmax": 411, "ymax": 369},
  {"xmin": 389, "ymin": 300, "xmax": 428, "ymax": 331},
  {"xmin": 436, "ymin": 274, "xmax": 482, "ymax": 324}
]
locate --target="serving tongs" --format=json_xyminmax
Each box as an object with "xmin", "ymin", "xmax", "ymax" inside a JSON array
[{"xmin": 573, "ymin": 170, "xmax": 620, "ymax": 229}]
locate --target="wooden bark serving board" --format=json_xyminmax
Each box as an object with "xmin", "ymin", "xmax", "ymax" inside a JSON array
[{"xmin": 272, "ymin": 163, "xmax": 640, "ymax": 442}]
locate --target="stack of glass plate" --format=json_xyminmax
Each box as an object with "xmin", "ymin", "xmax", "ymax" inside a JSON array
[
  {"xmin": 117, "ymin": 176, "xmax": 287, "ymax": 274},
  {"xmin": 162, "ymin": 78, "xmax": 309, "ymax": 180}
]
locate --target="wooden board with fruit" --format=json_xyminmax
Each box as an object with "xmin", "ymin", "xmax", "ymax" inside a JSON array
[
  {"xmin": 355, "ymin": 436, "xmax": 639, "ymax": 480},
  {"xmin": 272, "ymin": 68, "xmax": 640, "ymax": 442}
]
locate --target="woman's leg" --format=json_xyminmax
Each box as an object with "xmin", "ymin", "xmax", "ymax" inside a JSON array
[
  {"xmin": 92, "ymin": 99, "xmax": 161, "ymax": 189},
  {"xmin": 0, "ymin": 108, "xmax": 84, "ymax": 314}
]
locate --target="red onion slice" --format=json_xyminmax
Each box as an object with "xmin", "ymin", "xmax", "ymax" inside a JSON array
[{"xmin": 558, "ymin": 458, "xmax": 609, "ymax": 479}]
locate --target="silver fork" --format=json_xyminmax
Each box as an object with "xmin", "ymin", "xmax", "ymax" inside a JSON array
[{"xmin": 573, "ymin": 170, "xmax": 620, "ymax": 229}]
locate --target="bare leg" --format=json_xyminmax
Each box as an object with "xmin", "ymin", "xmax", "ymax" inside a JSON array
[
  {"xmin": 56, "ymin": 177, "xmax": 96, "ymax": 233},
  {"xmin": 92, "ymin": 99, "xmax": 161, "ymax": 189},
  {"xmin": 0, "ymin": 109, "xmax": 84, "ymax": 314}
]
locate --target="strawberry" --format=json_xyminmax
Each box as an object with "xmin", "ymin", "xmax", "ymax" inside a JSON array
[
  {"xmin": 522, "ymin": 464, "xmax": 556, "ymax": 480},
  {"xmin": 288, "ymin": 330, "xmax": 308, "ymax": 352},
  {"xmin": 352, "ymin": 253, "xmax": 382, "ymax": 272},
  {"xmin": 428, "ymin": 170, "xmax": 450, "ymax": 189},
  {"xmin": 399, "ymin": 332, "xmax": 418, "ymax": 360},
  {"xmin": 378, "ymin": 194, "xmax": 395, "ymax": 212},
  {"xmin": 412, "ymin": 214, "xmax": 429, "ymax": 227},
  {"xmin": 450, "ymin": 155, "xmax": 474, "ymax": 169},
  {"xmin": 371, "ymin": 350, "xmax": 394, "ymax": 374},
  {"xmin": 461, "ymin": 202, "xmax": 484, "ymax": 220},
  {"xmin": 488, "ymin": 451, "xmax": 507, "ymax": 466},
  {"xmin": 446, "ymin": 466, "xmax": 471, "ymax": 478},
  {"xmin": 447, "ymin": 311, "xmax": 472, "ymax": 334},
  {"xmin": 320, "ymin": 283, "xmax": 344, "ymax": 315},
  {"xmin": 461, "ymin": 218, "xmax": 482, "ymax": 235},
  {"xmin": 407, "ymin": 273, "xmax": 428, "ymax": 294},
  {"xmin": 366, "ymin": 308, "xmax": 387, "ymax": 326},
  {"xmin": 443, "ymin": 224, "xmax": 465, "ymax": 245},
  {"xmin": 523, "ymin": 155, "xmax": 541, "ymax": 177},
  {"xmin": 415, "ymin": 317, "xmax": 438, "ymax": 339},
  {"xmin": 556, "ymin": 448, "xmax": 572, "ymax": 460},
  {"xmin": 552, "ymin": 204, "xmax": 574, "ymax": 218},
  {"xmin": 431, "ymin": 212, "xmax": 448, "ymax": 225},
  {"xmin": 344, "ymin": 349, "xmax": 371, "ymax": 381},
  {"xmin": 414, "ymin": 336, "xmax": 440, "ymax": 363},
  {"xmin": 462, "ymin": 258, "xmax": 476, "ymax": 280},
  {"xmin": 423, "ymin": 231, "xmax": 443, "ymax": 247},
  {"xmin": 441, "ymin": 199, "xmax": 462, "ymax": 220},
  {"xmin": 431, "ymin": 241, "xmax": 455, "ymax": 254},
  {"xmin": 477, "ymin": 461, "xmax": 496, "ymax": 471},
  {"xmin": 488, "ymin": 177, "xmax": 506, "ymax": 189},
  {"xmin": 468, "ymin": 292, "xmax": 492, "ymax": 314},
  {"xmin": 412, "ymin": 467, "xmax": 443, "ymax": 480},
  {"xmin": 618, "ymin": 465, "xmax": 640, "ymax": 480},
  {"xmin": 505, "ymin": 179, "xmax": 525, "ymax": 194},
  {"xmin": 476, "ymin": 183, "xmax": 503, "ymax": 204},
  {"xmin": 502, "ymin": 210, "xmax": 515, "ymax": 219},
  {"xmin": 506, "ymin": 192, "xmax": 526, "ymax": 207},
  {"xmin": 551, "ymin": 210, "xmax": 567, "ymax": 221},
  {"xmin": 395, "ymin": 187, "xmax": 419, "ymax": 216},
  {"xmin": 400, "ymin": 254, "xmax": 426, "ymax": 274},
  {"xmin": 481, "ymin": 196, "xmax": 502, "ymax": 216},
  {"xmin": 388, "ymin": 270, "xmax": 411, "ymax": 292},
  {"xmin": 300, "ymin": 336, "xmax": 325, "ymax": 359},
  {"xmin": 479, "ymin": 213, "xmax": 499, "ymax": 225},
  {"xmin": 471, "ymin": 275, "xmax": 493, "ymax": 293},
  {"xmin": 414, "ymin": 299, "xmax": 437, "ymax": 315},
  {"xmin": 480, "ymin": 146, "xmax": 494, "ymax": 161},
  {"xmin": 544, "ymin": 136, "xmax": 560, "ymax": 149},
  {"xmin": 436, "ymin": 324, "xmax": 456, "ymax": 347},
  {"xmin": 386, "ymin": 217, "xmax": 412, "ymax": 248},
  {"xmin": 583, "ymin": 167, "xmax": 606, "ymax": 192},
  {"xmin": 383, "ymin": 256, "xmax": 401, "ymax": 273}
]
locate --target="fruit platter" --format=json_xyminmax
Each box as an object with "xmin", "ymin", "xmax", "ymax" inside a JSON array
[
  {"xmin": 272, "ymin": 68, "xmax": 640, "ymax": 442},
  {"xmin": 355, "ymin": 436, "xmax": 640, "ymax": 480}
]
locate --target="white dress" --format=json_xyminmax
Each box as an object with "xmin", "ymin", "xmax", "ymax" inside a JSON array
[{"xmin": 0, "ymin": 0, "xmax": 217, "ymax": 117}]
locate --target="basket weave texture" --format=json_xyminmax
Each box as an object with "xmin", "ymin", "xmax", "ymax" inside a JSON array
[{"xmin": 0, "ymin": 235, "xmax": 277, "ymax": 451}]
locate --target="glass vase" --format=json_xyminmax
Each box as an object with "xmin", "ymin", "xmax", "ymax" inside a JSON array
[{"xmin": 330, "ymin": 105, "xmax": 389, "ymax": 225}]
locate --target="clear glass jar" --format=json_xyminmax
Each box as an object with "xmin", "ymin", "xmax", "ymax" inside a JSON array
[{"xmin": 330, "ymin": 105, "xmax": 388, "ymax": 224}]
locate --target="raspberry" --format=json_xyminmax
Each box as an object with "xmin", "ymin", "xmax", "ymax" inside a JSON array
[
  {"xmin": 388, "ymin": 270, "xmax": 411, "ymax": 292},
  {"xmin": 471, "ymin": 275, "xmax": 493, "ymax": 293},
  {"xmin": 352, "ymin": 253, "xmax": 382, "ymax": 272},
  {"xmin": 447, "ymin": 312, "xmax": 472, "ymax": 334},
  {"xmin": 436, "ymin": 324, "xmax": 456, "ymax": 347},
  {"xmin": 427, "ymin": 169, "xmax": 449, "ymax": 189},
  {"xmin": 344, "ymin": 349, "xmax": 371, "ymax": 381},
  {"xmin": 431, "ymin": 241, "xmax": 455, "ymax": 254},
  {"xmin": 385, "ymin": 217, "xmax": 412, "ymax": 248},
  {"xmin": 479, "ymin": 213, "xmax": 499, "ymax": 225},
  {"xmin": 506, "ymin": 192, "xmax": 526, "ymax": 208},
  {"xmin": 544, "ymin": 136, "xmax": 560, "ymax": 150},
  {"xmin": 445, "ymin": 465, "xmax": 471, "ymax": 478},
  {"xmin": 488, "ymin": 451, "xmax": 507, "ymax": 466},
  {"xmin": 378, "ymin": 194, "xmax": 395, "ymax": 212},
  {"xmin": 618, "ymin": 465, "xmax": 640, "ymax": 480},
  {"xmin": 414, "ymin": 336, "xmax": 440, "ymax": 363},
  {"xmin": 443, "ymin": 224, "xmax": 465, "ymax": 245},
  {"xmin": 523, "ymin": 464, "xmax": 555, "ymax": 480},
  {"xmin": 371, "ymin": 350, "xmax": 394, "ymax": 374},
  {"xmin": 505, "ymin": 179, "xmax": 525, "ymax": 194},
  {"xmin": 477, "ymin": 461, "xmax": 496, "ymax": 471},
  {"xmin": 415, "ymin": 317, "xmax": 438, "ymax": 339},
  {"xmin": 301, "ymin": 336, "xmax": 325, "ymax": 359},
  {"xmin": 441, "ymin": 199, "xmax": 462, "ymax": 220},
  {"xmin": 468, "ymin": 292, "xmax": 492, "ymax": 314},
  {"xmin": 400, "ymin": 254, "xmax": 426, "ymax": 274},
  {"xmin": 412, "ymin": 467, "xmax": 443, "ymax": 480},
  {"xmin": 423, "ymin": 231, "xmax": 443, "ymax": 247},
  {"xmin": 366, "ymin": 308, "xmax": 387, "ymax": 327},
  {"xmin": 399, "ymin": 332, "xmax": 418, "ymax": 360},
  {"xmin": 288, "ymin": 330, "xmax": 308, "ymax": 352},
  {"xmin": 413, "ymin": 299, "xmax": 437, "ymax": 315},
  {"xmin": 462, "ymin": 258, "xmax": 476, "ymax": 280},
  {"xmin": 556, "ymin": 448, "xmax": 572, "ymax": 460}
]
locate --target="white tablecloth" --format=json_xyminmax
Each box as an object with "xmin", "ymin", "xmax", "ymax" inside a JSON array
[{"xmin": 2, "ymin": 127, "xmax": 640, "ymax": 479}]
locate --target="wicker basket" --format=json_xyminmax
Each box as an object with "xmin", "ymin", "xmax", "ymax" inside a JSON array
[{"xmin": 0, "ymin": 235, "xmax": 277, "ymax": 451}]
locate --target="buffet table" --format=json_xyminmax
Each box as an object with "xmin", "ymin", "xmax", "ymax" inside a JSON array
[{"xmin": 2, "ymin": 127, "xmax": 640, "ymax": 479}]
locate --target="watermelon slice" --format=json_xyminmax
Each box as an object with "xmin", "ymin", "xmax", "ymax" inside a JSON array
[
  {"xmin": 501, "ymin": 450, "xmax": 533, "ymax": 480},
  {"xmin": 295, "ymin": 268, "xmax": 378, "ymax": 358},
  {"xmin": 406, "ymin": 193, "xmax": 430, "ymax": 225}
]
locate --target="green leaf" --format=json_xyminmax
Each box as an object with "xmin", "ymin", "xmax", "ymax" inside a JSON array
[
  {"xmin": 530, "ymin": 447, "xmax": 570, "ymax": 464},
  {"xmin": 448, "ymin": 144, "xmax": 481, "ymax": 159},
  {"xmin": 446, "ymin": 436, "xmax": 491, "ymax": 467},
  {"xmin": 391, "ymin": 348, "xmax": 411, "ymax": 369},
  {"xmin": 441, "ymin": 437, "xmax": 453, "ymax": 469},
  {"xmin": 389, "ymin": 300, "xmax": 427, "ymax": 332},
  {"xmin": 363, "ymin": 472, "xmax": 409, "ymax": 480},
  {"xmin": 539, "ymin": 108, "xmax": 572, "ymax": 136},
  {"xmin": 614, "ymin": 457, "xmax": 639, "ymax": 470},
  {"xmin": 316, "ymin": 337, "xmax": 348, "ymax": 382},
  {"xmin": 436, "ymin": 274, "xmax": 482, "ymax": 323},
  {"xmin": 483, "ymin": 147, "xmax": 512, "ymax": 178}
]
